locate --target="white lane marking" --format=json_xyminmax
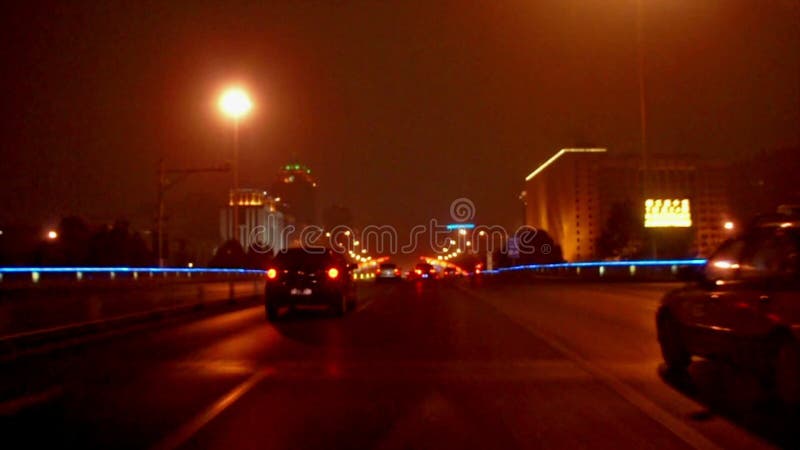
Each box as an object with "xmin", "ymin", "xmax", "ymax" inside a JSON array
[
  {"xmin": 0, "ymin": 386, "xmax": 63, "ymax": 416},
  {"xmin": 456, "ymin": 286, "xmax": 723, "ymax": 450},
  {"xmin": 150, "ymin": 367, "xmax": 275, "ymax": 450},
  {"xmin": 356, "ymin": 297, "xmax": 375, "ymax": 313}
]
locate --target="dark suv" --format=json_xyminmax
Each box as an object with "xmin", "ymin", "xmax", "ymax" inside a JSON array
[
  {"xmin": 656, "ymin": 215, "xmax": 800, "ymax": 405},
  {"xmin": 265, "ymin": 248, "xmax": 356, "ymax": 321}
]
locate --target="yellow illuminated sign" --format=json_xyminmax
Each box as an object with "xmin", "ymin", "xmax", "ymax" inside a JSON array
[{"xmin": 644, "ymin": 199, "xmax": 692, "ymax": 228}]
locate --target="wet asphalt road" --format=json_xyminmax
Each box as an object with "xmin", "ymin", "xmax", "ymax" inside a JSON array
[{"xmin": 0, "ymin": 279, "xmax": 794, "ymax": 449}]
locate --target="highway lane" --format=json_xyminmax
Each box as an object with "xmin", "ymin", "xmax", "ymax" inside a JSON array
[{"xmin": 0, "ymin": 280, "xmax": 791, "ymax": 449}]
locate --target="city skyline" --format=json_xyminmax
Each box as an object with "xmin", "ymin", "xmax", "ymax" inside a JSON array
[{"xmin": 1, "ymin": 0, "xmax": 798, "ymax": 241}]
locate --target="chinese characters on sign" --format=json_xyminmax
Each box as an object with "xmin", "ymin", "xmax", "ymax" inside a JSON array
[{"xmin": 644, "ymin": 199, "xmax": 692, "ymax": 228}]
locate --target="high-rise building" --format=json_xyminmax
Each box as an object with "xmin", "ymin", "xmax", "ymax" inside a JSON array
[
  {"xmin": 521, "ymin": 148, "xmax": 607, "ymax": 261},
  {"xmin": 271, "ymin": 163, "xmax": 318, "ymax": 227},
  {"xmin": 521, "ymin": 148, "xmax": 732, "ymax": 261},
  {"xmin": 220, "ymin": 189, "xmax": 286, "ymax": 255}
]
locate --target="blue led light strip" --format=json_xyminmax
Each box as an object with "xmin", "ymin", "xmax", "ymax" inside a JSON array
[
  {"xmin": 484, "ymin": 259, "xmax": 706, "ymax": 274},
  {"xmin": 0, "ymin": 267, "xmax": 266, "ymax": 275}
]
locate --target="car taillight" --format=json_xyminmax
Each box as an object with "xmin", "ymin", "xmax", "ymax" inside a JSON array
[
  {"xmin": 394, "ymin": 269, "xmax": 400, "ymax": 275},
  {"xmin": 415, "ymin": 269, "xmax": 422, "ymax": 275},
  {"xmin": 266, "ymin": 268, "xmax": 277, "ymax": 279},
  {"xmin": 327, "ymin": 267, "xmax": 340, "ymax": 279}
]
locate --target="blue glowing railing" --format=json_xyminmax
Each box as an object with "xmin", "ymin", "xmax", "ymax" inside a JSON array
[
  {"xmin": 484, "ymin": 258, "xmax": 706, "ymax": 274},
  {"xmin": 0, "ymin": 267, "xmax": 266, "ymax": 274},
  {"xmin": 0, "ymin": 267, "xmax": 267, "ymax": 284}
]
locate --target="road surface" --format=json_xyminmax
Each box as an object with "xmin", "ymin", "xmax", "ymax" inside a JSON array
[{"xmin": 0, "ymin": 279, "xmax": 794, "ymax": 449}]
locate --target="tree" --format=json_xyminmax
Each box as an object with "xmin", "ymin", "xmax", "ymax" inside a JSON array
[
  {"xmin": 596, "ymin": 200, "xmax": 644, "ymax": 259},
  {"xmin": 58, "ymin": 216, "xmax": 91, "ymax": 265},
  {"xmin": 87, "ymin": 219, "xmax": 153, "ymax": 266},
  {"xmin": 209, "ymin": 240, "xmax": 246, "ymax": 268}
]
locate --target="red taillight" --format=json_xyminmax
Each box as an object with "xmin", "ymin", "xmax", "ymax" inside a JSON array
[
  {"xmin": 415, "ymin": 269, "xmax": 422, "ymax": 275},
  {"xmin": 394, "ymin": 269, "xmax": 400, "ymax": 275},
  {"xmin": 327, "ymin": 267, "xmax": 340, "ymax": 279},
  {"xmin": 266, "ymin": 268, "xmax": 277, "ymax": 279}
]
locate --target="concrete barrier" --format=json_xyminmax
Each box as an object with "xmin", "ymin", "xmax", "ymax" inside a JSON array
[{"xmin": 0, "ymin": 268, "xmax": 266, "ymax": 351}]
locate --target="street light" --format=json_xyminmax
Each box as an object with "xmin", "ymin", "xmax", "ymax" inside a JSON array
[
  {"xmin": 219, "ymin": 87, "xmax": 253, "ymax": 243},
  {"xmin": 47, "ymin": 230, "xmax": 58, "ymax": 240},
  {"xmin": 724, "ymin": 221, "xmax": 734, "ymax": 231}
]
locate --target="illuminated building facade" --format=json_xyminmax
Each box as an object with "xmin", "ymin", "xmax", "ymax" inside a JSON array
[
  {"xmin": 521, "ymin": 149, "xmax": 731, "ymax": 261},
  {"xmin": 220, "ymin": 189, "xmax": 286, "ymax": 254},
  {"xmin": 271, "ymin": 163, "xmax": 318, "ymax": 227},
  {"xmin": 521, "ymin": 149, "xmax": 607, "ymax": 261}
]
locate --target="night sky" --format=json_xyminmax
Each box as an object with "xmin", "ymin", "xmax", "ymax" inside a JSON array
[{"xmin": 1, "ymin": 0, "xmax": 798, "ymax": 244}]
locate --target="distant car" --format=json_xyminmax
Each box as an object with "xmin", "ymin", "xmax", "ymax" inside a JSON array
[
  {"xmin": 656, "ymin": 215, "xmax": 800, "ymax": 405},
  {"xmin": 407, "ymin": 263, "xmax": 437, "ymax": 281},
  {"xmin": 264, "ymin": 248, "xmax": 356, "ymax": 321},
  {"xmin": 376, "ymin": 263, "xmax": 401, "ymax": 282},
  {"xmin": 442, "ymin": 267, "xmax": 458, "ymax": 278}
]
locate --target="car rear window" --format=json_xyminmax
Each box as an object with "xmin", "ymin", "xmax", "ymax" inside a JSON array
[{"xmin": 273, "ymin": 249, "xmax": 339, "ymax": 269}]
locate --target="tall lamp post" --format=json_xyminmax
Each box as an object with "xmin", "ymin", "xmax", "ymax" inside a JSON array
[
  {"xmin": 219, "ymin": 87, "xmax": 253, "ymax": 243},
  {"xmin": 636, "ymin": 0, "xmax": 648, "ymax": 195},
  {"xmin": 635, "ymin": 0, "xmax": 657, "ymax": 258}
]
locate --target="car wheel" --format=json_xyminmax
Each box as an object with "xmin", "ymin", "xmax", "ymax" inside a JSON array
[
  {"xmin": 657, "ymin": 313, "xmax": 691, "ymax": 373},
  {"xmin": 265, "ymin": 300, "xmax": 280, "ymax": 322},
  {"xmin": 774, "ymin": 338, "xmax": 800, "ymax": 407}
]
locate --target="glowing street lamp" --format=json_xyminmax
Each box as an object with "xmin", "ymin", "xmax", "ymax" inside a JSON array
[
  {"xmin": 219, "ymin": 88, "xmax": 253, "ymax": 119},
  {"xmin": 724, "ymin": 221, "xmax": 734, "ymax": 231},
  {"xmin": 219, "ymin": 87, "xmax": 253, "ymax": 242},
  {"xmin": 46, "ymin": 230, "xmax": 58, "ymax": 240}
]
